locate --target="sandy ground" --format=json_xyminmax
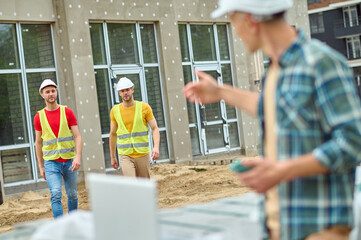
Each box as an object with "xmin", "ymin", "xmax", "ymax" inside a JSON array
[{"xmin": 0, "ymin": 163, "xmax": 251, "ymax": 234}]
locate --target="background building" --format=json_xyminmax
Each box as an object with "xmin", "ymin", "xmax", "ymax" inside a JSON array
[
  {"xmin": 308, "ymin": 0, "xmax": 361, "ymax": 96},
  {"xmin": 0, "ymin": 0, "xmax": 309, "ymax": 197}
]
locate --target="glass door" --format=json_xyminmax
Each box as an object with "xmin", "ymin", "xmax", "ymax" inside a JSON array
[{"xmin": 194, "ymin": 65, "xmax": 230, "ymax": 154}]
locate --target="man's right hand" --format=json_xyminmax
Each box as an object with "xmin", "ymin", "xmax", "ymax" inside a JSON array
[
  {"xmin": 182, "ymin": 68, "xmax": 221, "ymax": 104},
  {"xmin": 111, "ymin": 157, "xmax": 119, "ymax": 169}
]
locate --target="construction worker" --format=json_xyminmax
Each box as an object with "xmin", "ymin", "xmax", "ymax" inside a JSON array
[
  {"xmin": 109, "ymin": 77, "xmax": 160, "ymax": 178},
  {"xmin": 34, "ymin": 79, "xmax": 82, "ymax": 218},
  {"xmin": 183, "ymin": 0, "xmax": 361, "ymax": 239}
]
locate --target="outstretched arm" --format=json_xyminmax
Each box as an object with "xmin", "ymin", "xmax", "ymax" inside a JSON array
[{"xmin": 183, "ymin": 69, "xmax": 260, "ymax": 117}]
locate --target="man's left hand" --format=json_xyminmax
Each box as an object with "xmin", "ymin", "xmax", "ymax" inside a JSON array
[
  {"xmin": 236, "ymin": 158, "xmax": 287, "ymax": 193},
  {"xmin": 151, "ymin": 148, "xmax": 159, "ymax": 160},
  {"xmin": 72, "ymin": 156, "xmax": 81, "ymax": 172}
]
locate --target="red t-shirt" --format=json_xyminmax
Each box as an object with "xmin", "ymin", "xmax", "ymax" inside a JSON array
[{"xmin": 34, "ymin": 107, "xmax": 78, "ymax": 162}]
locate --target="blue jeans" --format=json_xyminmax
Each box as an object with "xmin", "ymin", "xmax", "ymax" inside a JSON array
[{"xmin": 44, "ymin": 159, "xmax": 78, "ymax": 218}]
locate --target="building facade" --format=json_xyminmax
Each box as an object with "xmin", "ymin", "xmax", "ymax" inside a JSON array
[
  {"xmin": 308, "ymin": 0, "xmax": 361, "ymax": 96},
  {"xmin": 0, "ymin": 0, "xmax": 309, "ymax": 197}
]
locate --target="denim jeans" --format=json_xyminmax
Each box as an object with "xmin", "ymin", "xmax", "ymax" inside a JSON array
[{"xmin": 44, "ymin": 159, "xmax": 78, "ymax": 218}]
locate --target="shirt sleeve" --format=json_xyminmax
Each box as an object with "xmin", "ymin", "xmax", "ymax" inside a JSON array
[
  {"xmin": 110, "ymin": 108, "xmax": 117, "ymax": 124},
  {"xmin": 65, "ymin": 107, "xmax": 78, "ymax": 127},
  {"xmin": 312, "ymin": 54, "xmax": 361, "ymax": 172},
  {"xmin": 144, "ymin": 103, "xmax": 155, "ymax": 122},
  {"xmin": 34, "ymin": 112, "xmax": 42, "ymax": 131}
]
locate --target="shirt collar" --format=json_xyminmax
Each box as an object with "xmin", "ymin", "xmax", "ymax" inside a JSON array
[{"xmin": 278, "ymin": 29, "xmax": 308, "ymax": 68}]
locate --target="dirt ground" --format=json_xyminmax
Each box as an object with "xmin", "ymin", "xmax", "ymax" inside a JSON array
[{"xmin": 0, "ymin": 163, "xmax": 251, "ymax": 234}]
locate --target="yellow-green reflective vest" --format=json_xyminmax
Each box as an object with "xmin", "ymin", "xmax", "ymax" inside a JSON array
[
  {"xmin": 113, "ymin": 101, "xmax": 149, "ymax": 155},
  {"xmin": 39, "ymin": 105, "xmax": 76, "ymax": 160}
]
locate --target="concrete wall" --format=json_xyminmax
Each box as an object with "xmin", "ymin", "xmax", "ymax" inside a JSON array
[{"xmin": 0, "ymin": 0, "xmax": 309, "ymax": 188}]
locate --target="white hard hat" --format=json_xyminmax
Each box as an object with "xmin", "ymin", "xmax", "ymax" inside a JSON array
[
  {"xmin": 116, "ymin": 77, "xmax": 134, "ymax": 91},
  {"xmin": 211, "ymin": 0, "xmax": 293, "ymax": 18},
  {"xmin": 39, "ymin": 79, "xmax": 57, "ymax": 94}
]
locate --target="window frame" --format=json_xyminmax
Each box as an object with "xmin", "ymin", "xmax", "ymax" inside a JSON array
[
  {"xmin": 0, "ymin": 22, "xmax": 58, "ymax": 186},
  {"xmin": 179, "ymin": 23, "xmax": 240, "ymax": 156}
]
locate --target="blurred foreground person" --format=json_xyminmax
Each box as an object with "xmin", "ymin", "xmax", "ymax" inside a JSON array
[{"xmin": 183, "ymin": 0, "xmax": 361, "ymax": 239}]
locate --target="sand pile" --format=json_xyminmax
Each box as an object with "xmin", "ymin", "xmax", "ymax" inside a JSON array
[{"xmin": 0, "ymin": 163, "xmax": 250, "ymax": 233}]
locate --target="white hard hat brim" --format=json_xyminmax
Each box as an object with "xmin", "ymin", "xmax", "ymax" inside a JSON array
[
  {"xmin": 116, "ymin": 84, "xmax": 134, "ymax": 91},
  {"xmin": 211, "ymin": 0, "xmax": 293, "ymax": 19},
  {"xmin": 211, "ymin": 6, "xmax": 230, "ymax": 18}
]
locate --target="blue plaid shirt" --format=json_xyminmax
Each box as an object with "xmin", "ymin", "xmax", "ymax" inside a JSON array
[{"xmin": 258, "ymin": 30, "xmax": 361, "ymax": 240}]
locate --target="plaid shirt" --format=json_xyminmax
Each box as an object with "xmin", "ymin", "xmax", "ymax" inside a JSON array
[{"xmin": 258, "ymin": 30, "xmax": 361, "ymax": 240}]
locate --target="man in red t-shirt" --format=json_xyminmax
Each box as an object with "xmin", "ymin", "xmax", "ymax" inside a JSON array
[{"xmin": 34, "ymin": 79, "xmax": 82, "ymax": 218}]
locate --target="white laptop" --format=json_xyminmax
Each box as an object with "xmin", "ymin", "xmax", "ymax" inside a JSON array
[{"xmin": 87, "ymin": 173, "xmax": 159, "ymax": 240}]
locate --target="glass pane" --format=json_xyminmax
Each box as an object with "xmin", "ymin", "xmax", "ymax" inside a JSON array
[
  {"xmin": 178, "ymin": 24, "xmax": 190, "ymax": 62},
  {"xmin": 116, "ymin": 74, "xmax": 141, "ymax": 101},
  {"xmin": 189, "ymin": 127, "xmax": 201, "ymax": 156},
  {"xmin": 221, "ymin": 64, "xmax": 237, "ymax": 119},
  {"xmin": 205, "ymin": 124, "xmax": 224, "ymax": 150},
  {"xmin": 317, "ymin": 13, "xmax": 325, "ymax": 32},
  {"xmin": 190, "ymin": 25, "xmax": 216, "ymax": 62},
  {"xmin": 203, "ymin": 71, "xmax": 221, "ymax": 121},
  {"xmin": 89, "ymin": 23, "xmax": 107, "ymax": 65},
  {"xmin": 355, "ymin": 37, "xmax": 361, "ymax": 58},
  {"xmin": 0, "ymin": 24, "xmax": 20, "ymax": 69},
  {"xmin": 140, "ymin": 24, "xmax": 157, "ymax": 64},
  {"xmin": 229, "ymin": 122, "xmax": 240, "ymax": 149},
  {"xmin": 183, "ymin": 66, "xmax": 197, "ymax": 124},
  {"xmin": 217, "ymin": 25, "xmax": 230, "ymax": 60},
  {"xmin": 145, "ymin": 67, "xmax": 165, "ymax": 128},
  {"xmin": 108, "ymin": 23, "xmax": 139, "ymax": 65},
  {"xmin": 0, "ymin": 74, "xmax": 28, "ymax": 146},
  {"xmin": 102, "ymin": 137, "xmax": 113, "ymax": 169},
  {"xmin": 158, "ymin": 131, "xmax": 169, "ymax": 160},
  {"xmin": 27, "ymin": 72, "xmax": 57, "ymax": 128},
  {"xmin": 350, "ymin": 6, "xmax": 358, "ymax": 27},
  {"xmin": 347, "ymin": 40, "xmax": 353, "ymax": 59},
  {"xmin": 94, "ymin": 69, "xmax": 112, "ymax": 134},
  {"xmin": 204, "ymin": 103, "xmax": 221, "ymax": 121},
  {"xmin": 22, "ymin": 24, "xmax": 55, "ymax": 68},
  {"xmin": 1, "ymin": 148, "xmax": 33, "ymax": 184}
]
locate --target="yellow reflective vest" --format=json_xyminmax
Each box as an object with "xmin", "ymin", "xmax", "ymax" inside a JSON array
[
  {"xmin": 113, "ymin": 101, "xmax": 149, "ymax": 155},
  {"xmin": 39, "ymin": 105, "xmax": 76, "ymax": 160}
]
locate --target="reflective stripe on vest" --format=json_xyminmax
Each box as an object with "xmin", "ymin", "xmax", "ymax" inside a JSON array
[
  {"xmin": 43, "ymin": 136, "xmax": 74, "ymax": 146},
  {"xmin": 113, "ymin": 101, "xmax": 150, "ymax": 155},
  {"xmin": 117, "ymin": 142, "xmax": 149, "ymax": 149},
  {"xmin": 39, "ymin": 105, "xmax": 76, "ymax": 160},
  {"xmin": 43, "ymin": 147, "xmax": 76, "ymax": 156}
]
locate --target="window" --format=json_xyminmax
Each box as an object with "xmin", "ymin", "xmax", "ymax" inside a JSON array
[
  {"xmin": 307, "ymin": 0, "xmax": 321, "ymax": 4},
  {"xmin": 343, "ymin": 5, "xmax": 359, "ymax": 28},
  {"xmin": 309, "ymin": 13, "xmax": 325, "ymax": 34},
  {"xmin": 355, "ymin": 74, "xmax": 361, "ymax": 98},
  {"xmin": 346, "ymin": 36, "xmax": 361, "ymax": 59},
  {"xmin": 89, "ymin": 22, "xmax": 169, "ymax": 168},
  {"xmin": 179, "ymin": 24, "xmax": 240, "ymax": 155},
  {"xmin": 0, "ymin": 23, "xmax": 56, "ymax": 185}
]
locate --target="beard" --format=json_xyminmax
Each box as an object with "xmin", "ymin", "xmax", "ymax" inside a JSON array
[
  {"xmin": 45, "ymin": 97, "xmax": 57, "ymax": 104},
  {"xmin": 122, "ymin": 95, "xmax": 132, "ymax": 102}
]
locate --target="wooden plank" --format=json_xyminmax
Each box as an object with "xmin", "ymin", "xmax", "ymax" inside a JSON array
[{"xmin": 1, "ymin": 149, "xmax": 32, "ymax": 184}]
